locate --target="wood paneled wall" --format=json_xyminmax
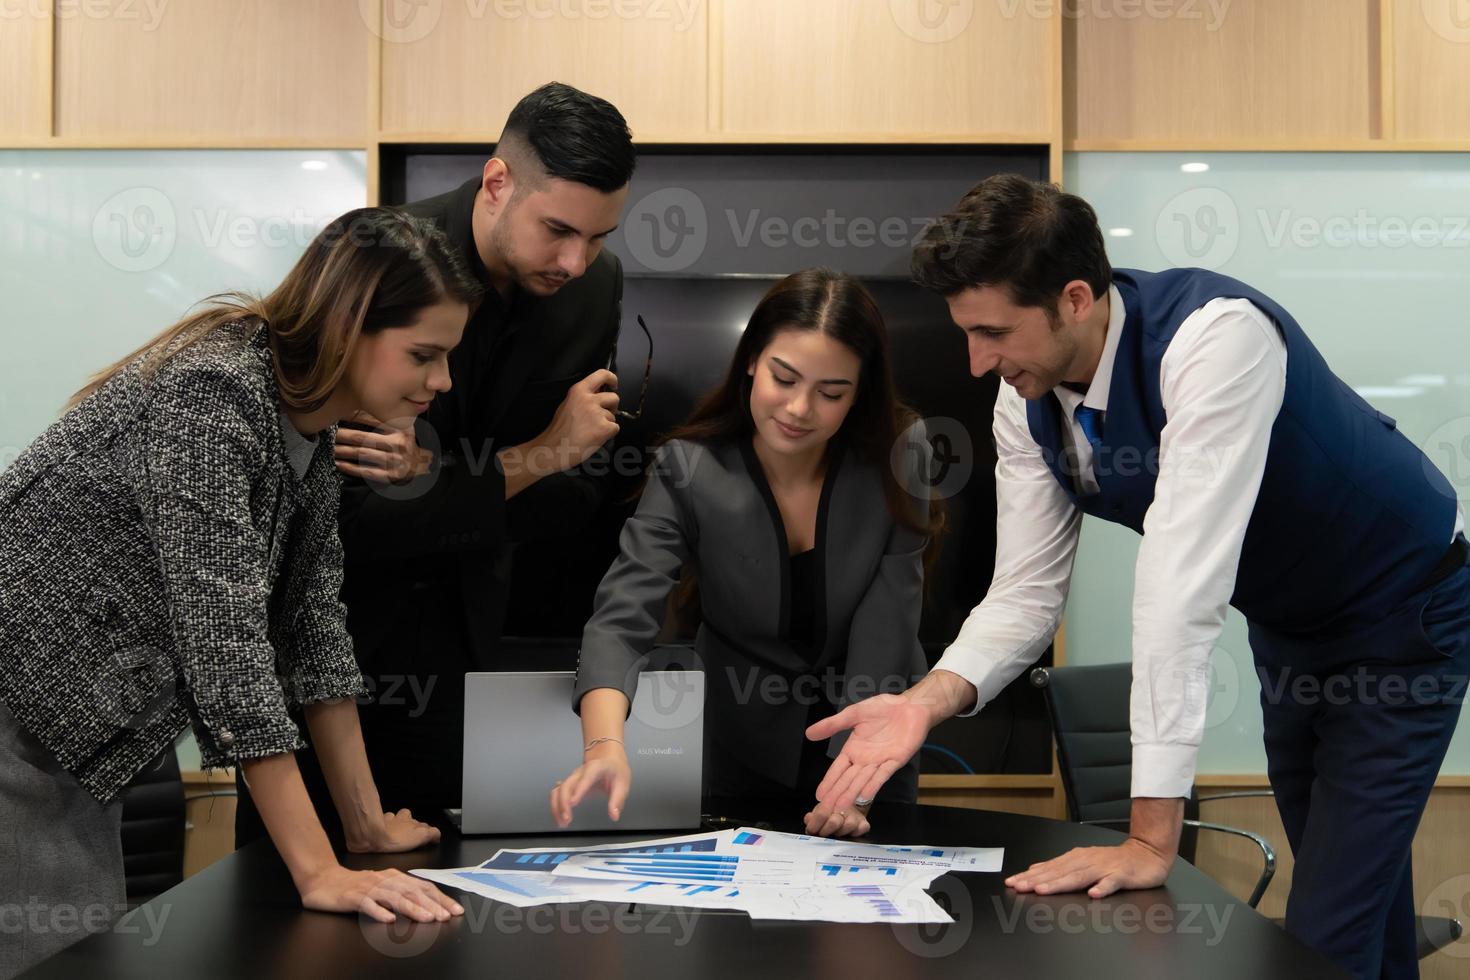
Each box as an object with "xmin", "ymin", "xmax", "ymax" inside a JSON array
[
  {"xmin": 0, "ymin": 5, "xmax": 50, "ymax": 137},
  {"xmin": 1392, "ymin": 0, "xmax": 1470, "ymax": 140},
  {"xmin": 1066, "ymin": 0, "xmax": 1377, "ymax": 143},
  {"xmin": 4, "ymin": 1, "xmax": 1464, "ymax": 147},
  {"xmin": 379, "ymin": 0, "xmax": 710, "ymax": 138},
  {"xmin": 52, "ymin": 0, "xmax": 367, "ymax": 142},
  {"xmin": 717, "ymin": 0, "xmax": 1054, "ymax": 138}
]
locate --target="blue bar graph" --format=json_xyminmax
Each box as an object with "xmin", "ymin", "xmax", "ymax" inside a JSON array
[
  {"xmin": 598, "ymin": 869, "xmax": 737, "ymax": 882},
  {"xmin": 567, "ymin": 852, "xmax": 759, "ymax": 883},
  {"xmin": 480, "ymin": 837, "xmax": 720, "ymax": 872},
  {"xmin": 819, "ymin": 864, "xmax": 899, "ymax": 877}
]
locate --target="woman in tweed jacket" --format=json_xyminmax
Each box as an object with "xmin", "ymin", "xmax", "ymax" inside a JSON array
[{"xmin": 0, "ymin": 208, "xmax": 478, "ymax": 976}]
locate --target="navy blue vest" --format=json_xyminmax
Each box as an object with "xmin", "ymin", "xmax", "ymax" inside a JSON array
[{"xmin": 1026, "ymin": 268, "xmax": 1456, "ymax": 634}]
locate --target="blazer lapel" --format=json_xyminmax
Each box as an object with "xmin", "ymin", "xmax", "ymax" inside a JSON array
[{"xmin": 808, "ymin": 444, "xmax": 848, "ymax": 673}]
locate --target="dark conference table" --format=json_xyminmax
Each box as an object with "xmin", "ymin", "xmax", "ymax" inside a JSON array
[{"xmin": 24, "ymin": 803, "xmax": 1349, "ymax": 979}]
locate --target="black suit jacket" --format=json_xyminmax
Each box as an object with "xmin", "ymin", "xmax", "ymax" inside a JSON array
[{"xmin": 339, "ymin": 177, "xmax": 624, "ymax": 669}]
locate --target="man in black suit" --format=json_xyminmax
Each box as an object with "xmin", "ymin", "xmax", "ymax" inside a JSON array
[{"xmin": 236, "ymin": 82, "xmax": 635, "ymax": 843}]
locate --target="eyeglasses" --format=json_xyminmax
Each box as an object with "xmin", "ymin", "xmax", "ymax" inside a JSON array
[{"xmin": 606, "ymin": 314, "xmax": 653, "ymax": 422}]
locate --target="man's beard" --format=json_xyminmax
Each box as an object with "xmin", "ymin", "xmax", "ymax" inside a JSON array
[{"xmin": 489, "ymin": 215, "xmax": 569, "ymax": 294}]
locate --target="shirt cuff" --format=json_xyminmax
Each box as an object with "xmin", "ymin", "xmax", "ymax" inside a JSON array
[
  {"xmin": 1130, "ymin": 742, "xmax": 1198, "ymax": 799},
  {"xmin": 932, "ymin": 645, "xmax": 1002, "ymax": 719}
]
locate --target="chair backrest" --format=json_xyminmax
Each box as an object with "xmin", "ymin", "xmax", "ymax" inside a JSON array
[
  {"xmin": 1032, "ymin": 663, "xmax": 1199, "ymax": 861},
  {"xmin": 119, "ymin": 747, "xmax": 186, "ymax": 905}
]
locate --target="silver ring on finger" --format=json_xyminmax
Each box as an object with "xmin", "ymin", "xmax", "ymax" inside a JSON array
[{"xmin": 855, "ymin": 796, "xmax": 874, "ymax": 807}]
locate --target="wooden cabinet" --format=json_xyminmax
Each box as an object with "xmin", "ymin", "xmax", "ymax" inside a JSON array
[
  {"xmin": 718, "ymin": 0, "xmax": 1057, "ymax": 139},
  {"xmin": 1067, "ymin": 0, "xmax": 1377, "ymax": 145},
  {"xmin": 1391, "ymin": 0, "xmax": 1470, "ymax": 141},
  {"xmin": 182, "ymin": 771, "xmax": 238, "ymax": 879},
  {"xmin": 53, "ymin": 0, "xmax": 369, "ymax": 142},
  {"xmin": 0, "ymin": 9, "xmax": 50, "ymax": 138},
  {"xmin": 6, "ymin": 0, "xmax": 1469, "ymax": 148},
  {"xmin": 379, "ymin": 0, "xmax": 710, "ymax": 138}
]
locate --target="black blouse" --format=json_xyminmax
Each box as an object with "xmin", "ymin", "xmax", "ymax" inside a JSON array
[{"xmin": 787, "ymin": 547, "xmax": 817, "ymax": 658}]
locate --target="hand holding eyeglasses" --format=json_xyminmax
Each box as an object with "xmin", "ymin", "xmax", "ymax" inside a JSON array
[
  {"xmin": 505, "ymin": 314, "xmax": 653, "ymax": 483},
  {"xmin": 522, "ymin": 368, "xmax": 622, "ymax": 477},
  {"xmin": 604, "ymin": 314, "xmax": 652, "ymax": 422}
]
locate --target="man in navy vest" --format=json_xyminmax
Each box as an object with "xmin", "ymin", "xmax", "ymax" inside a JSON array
[{"xmin": 805, "ymin": 174, "xmax": 1468, "ymax": 979}]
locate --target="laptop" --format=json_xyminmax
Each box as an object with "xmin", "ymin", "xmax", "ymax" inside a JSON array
[{"xmin": 454, "ymin": 670, "xmax": 705, "ymax": 835}]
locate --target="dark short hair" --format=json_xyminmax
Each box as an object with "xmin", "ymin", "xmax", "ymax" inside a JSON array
[
  {"xmin": 501, "ymin": 82, "xmax": 636, "ymax": 192},
  {"xmin": 911, "ymin": 174, "xmax": 1112, "ymax": 310}
]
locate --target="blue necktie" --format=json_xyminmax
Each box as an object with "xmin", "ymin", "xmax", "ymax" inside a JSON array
[{"xmin": 1075, "ymin": 405, "xmax": 1105, "ymax": 453}]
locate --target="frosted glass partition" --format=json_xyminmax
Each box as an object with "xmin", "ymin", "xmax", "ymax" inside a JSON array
[
  {"xmin": 0, "ymin": 149, "xmax": 367, "ymax": 463},
  {"xmin": 0, "ymin": 150, "xmax": 367, "ymax": 771},
  {"xmin": 1064, "ymin": 152, "xmax": 1470, "ymax": 775}
]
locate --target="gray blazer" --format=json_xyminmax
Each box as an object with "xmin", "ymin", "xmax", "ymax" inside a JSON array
[
  {"xmin": 574, "ymin": 426, "xmax": 931, "ymax": 792},
  {"xmin": 0, "ymin": 320, "xmax": 366, "ymax": 803}
]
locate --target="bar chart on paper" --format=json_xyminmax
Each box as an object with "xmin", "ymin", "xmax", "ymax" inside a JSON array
[
  {"xmin": 552, "ymin": 851, "xmax": 804, "ymax": 885},
  {"xmin": 729, "ymin": 828, "xmax": 1003, "ymax": 873},
  {"xmin": 413, "ymin": 827, "xmax": 996, "ymax": 923},
  {"xmin": 817, "ymin": 863, "xmax": 905, "ymax": 882},
  {"xmin": 478, "ymin": 835, "xmax": 723, "ymax": 872}
]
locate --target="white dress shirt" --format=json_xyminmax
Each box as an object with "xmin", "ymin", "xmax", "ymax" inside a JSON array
[{"xmin": 935, "ymin": 285, "xmax": 1296, "ymax": 799}]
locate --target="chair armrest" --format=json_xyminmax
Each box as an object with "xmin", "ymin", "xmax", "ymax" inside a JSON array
[
  {"xmin": 1080, "ymin": 817, "xmax": 1275, "ymax": 909},
  {"xmin": 1183, "ymin": 818, "xmax": 1275, "ymax": 909}
]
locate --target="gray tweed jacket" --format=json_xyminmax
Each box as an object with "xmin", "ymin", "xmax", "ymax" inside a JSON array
[{"xmin": 0, "ymin": 320, "xmax": 366, "ymax": 804}]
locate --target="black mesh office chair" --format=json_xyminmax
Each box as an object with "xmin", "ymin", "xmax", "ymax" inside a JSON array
[
  {"xmin": 1030, "ymin": 663, "xmax": 1275, "ymax": 907},
  {"xmin": 118, "ymin": 748, "xmax": 187, "ymax": 906},
  {"xmin": 1031, "ymin": 663, "xmax": 1463, "ymax": 958}
]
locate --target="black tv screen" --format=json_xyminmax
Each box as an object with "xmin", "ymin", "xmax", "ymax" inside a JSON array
[
  {"xmin": 498, "ymin": 274, "xmax": 1050, "ymax": 775},
  {"xmin": 503, "ymin": 273, "xmax": 999, "ymax": 643},
  {"xmin": 383, "ymin": 143, "xmax": 1055, "ymax": 774}
]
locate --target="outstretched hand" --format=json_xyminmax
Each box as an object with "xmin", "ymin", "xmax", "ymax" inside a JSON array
[{"xmin": 801, "ymin": 694, "xmax": 931, "ymax": 834}]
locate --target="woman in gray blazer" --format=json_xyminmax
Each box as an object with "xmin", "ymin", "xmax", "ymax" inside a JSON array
[
  {"xmin": 550, "ymin": 268, "xmax": 937, "ymax": 839},
  {"xmin": 0, "ymin": 208, "xmax": 476, "ymax": 977}
]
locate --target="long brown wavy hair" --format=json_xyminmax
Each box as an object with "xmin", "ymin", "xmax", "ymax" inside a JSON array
[
  {"xmin": 68, "ymin": 207, "xmax": 481, "ymax": 411},
  {"xmin": 660, "ymin": 267, "xmax": 944, "ymax": 634}
]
